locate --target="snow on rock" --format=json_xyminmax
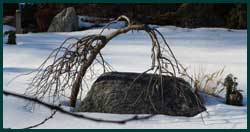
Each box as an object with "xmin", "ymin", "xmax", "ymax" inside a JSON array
[
  {"xmin": 78, "ymin": 15, "xmax": 126, "ymax": 29},
  {"xmin": 3, "ymin": 25, "xmax": 247, "ymax": 129}
]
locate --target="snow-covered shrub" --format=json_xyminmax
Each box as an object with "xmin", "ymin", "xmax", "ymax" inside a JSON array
[{"xmin": 224, "ymin": 74, "xmax": 243, "ymax": 106}]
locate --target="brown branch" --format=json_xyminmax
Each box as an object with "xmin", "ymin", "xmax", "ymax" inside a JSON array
[
  {"xmin": 70, "ymin": 24, "xmax": 148, "ymax": 107},
  {"xmin": 16, "ymin": 15, "xmax": 185, "ymax": 111},
  {"xmin": 3, "ymin": 90, "xmax": 155, "ymax": 126}
]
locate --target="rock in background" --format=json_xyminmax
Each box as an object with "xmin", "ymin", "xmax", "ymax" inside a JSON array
[
  {"xmin": 48, "ymin": 7, "xmax": 78, "ymax": 32},
  {"xmin": 78, "ymin": 72, "xmax": 206, "ymax": 117}
]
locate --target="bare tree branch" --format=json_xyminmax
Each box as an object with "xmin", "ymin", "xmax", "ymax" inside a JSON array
[
  {"xmin": 3, "ymin": 90, "xmax": 155, "ymax": 126},
  {"xmin": 5, "ymin": 16, "xmax": 199, "ymax": 128}
]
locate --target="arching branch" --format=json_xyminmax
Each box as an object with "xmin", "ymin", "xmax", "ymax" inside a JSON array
[{"xmin": 19, "ymin": 15, "xmax": 185, "ymax": 108}]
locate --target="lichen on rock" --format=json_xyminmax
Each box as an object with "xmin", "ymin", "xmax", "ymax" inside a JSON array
[{"xmin": 78, "ymin": 72, "xmax": 206, "ymax": 117}]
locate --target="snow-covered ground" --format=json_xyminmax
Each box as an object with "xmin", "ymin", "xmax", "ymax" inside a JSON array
[{"xmin": 3, "ymin": 25, "xmax": 247, "ymax": 129}]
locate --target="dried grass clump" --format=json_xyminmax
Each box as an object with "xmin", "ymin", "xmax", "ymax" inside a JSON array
[{"xmin": 192, "ymin": 67, "xmax": 226, "ymax": 96}]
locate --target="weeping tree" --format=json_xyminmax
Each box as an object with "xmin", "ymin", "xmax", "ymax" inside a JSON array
[{"xmin": 24, "ymin": 15, "xmax": 189, "ymax": 107}]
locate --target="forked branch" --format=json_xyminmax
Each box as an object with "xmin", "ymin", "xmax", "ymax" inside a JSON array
[{"xmin": 23, "ymin": 15, "xmax": 184, "ymax": 108}]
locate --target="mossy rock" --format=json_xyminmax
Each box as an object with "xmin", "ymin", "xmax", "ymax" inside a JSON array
[{"xmin": 78, "ymin": 72, "xmax": 206, "ymax": 117}]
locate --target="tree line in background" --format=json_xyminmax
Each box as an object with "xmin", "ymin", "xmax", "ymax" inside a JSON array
[{"xmin": 3, "ymin": 3, "xmax": 246, "ymax": 32}]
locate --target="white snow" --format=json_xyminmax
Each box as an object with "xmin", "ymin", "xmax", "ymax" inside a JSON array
[
  {"xmin": 3, "ymin": 25, "xmax": 16, "ymax": 33},
  {"xmin": 3, "ymin": 25, "xmax": 247, "ymax": 129},
  {"xmin": 78, "ymin": 15, "xmax": 126, "ymax": 29}
]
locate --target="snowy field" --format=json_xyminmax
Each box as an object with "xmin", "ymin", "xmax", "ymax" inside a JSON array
[{"xmin": 3, "ymin": 25, "xmax": 247, "ymax": 129}]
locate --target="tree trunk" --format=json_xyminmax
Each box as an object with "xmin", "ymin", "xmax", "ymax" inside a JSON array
[{"xmin": 69, "ymin": 24, "xmax": 146, "ymax": 107}]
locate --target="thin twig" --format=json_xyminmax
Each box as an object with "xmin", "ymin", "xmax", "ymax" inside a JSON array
[
  {"xmin": 23, "ymin": 109, "xmax": 58, "ymax": 129},
  {"xmin": 3, "ymin": 90, "xmax": 155, "ymax": 125}
]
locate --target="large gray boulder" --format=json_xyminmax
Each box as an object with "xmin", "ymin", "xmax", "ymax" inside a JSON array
[
  {"xmin": 78, "ymin": 72, "xmax": 206, "ymax": 117},
  {"xmin": 48, "ymin": 7, "xmax": 78, "ymax": 32}
]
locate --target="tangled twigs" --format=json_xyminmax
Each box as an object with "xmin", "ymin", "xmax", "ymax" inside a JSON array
[
  {"xmin": 4, "ymin": 90, "xmax": 155, "ymax": 126},
  {"xmin": 23, "ymin": 15, "xmax": 186, "ymax": 108}
]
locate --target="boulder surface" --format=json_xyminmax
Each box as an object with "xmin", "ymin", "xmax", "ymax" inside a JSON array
[
  {"xmin": 78, "ymin": 72, "xmax": 206, "ymax": 117},
  {"xmin": 48, "ymin": 7, "xmax": 78, "ymax": 32}
]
